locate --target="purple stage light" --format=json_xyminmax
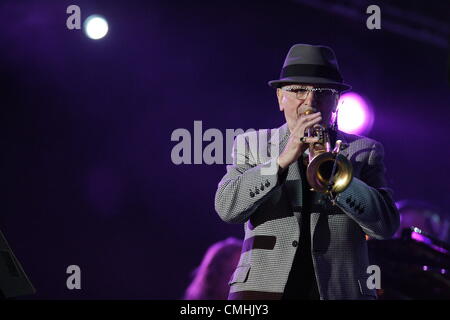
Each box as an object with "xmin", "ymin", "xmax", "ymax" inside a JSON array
[{"xmin": 337, "ymin": 92, "xmax": 374, "ymax": 135}]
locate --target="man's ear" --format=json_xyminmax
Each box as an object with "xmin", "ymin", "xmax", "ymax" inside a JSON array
[{"xmin": 276, "ymin": 88, "xmax": 284, "ymax": 111}]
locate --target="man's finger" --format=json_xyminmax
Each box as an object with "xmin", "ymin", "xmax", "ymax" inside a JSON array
[
  {"xmin": 291, "ymin": 115, "xmax": 321, "ymax": 136},
  {"xmin": 300, "ymin": 136, "xmax": 320, "ymax": 143},
  {"xmin": 302, "ymin": 117, "xmax": 322, "ymax": 133},
  {"xmin": 297, "ymin": 112, "xmax": 321, "ymax": 125}
]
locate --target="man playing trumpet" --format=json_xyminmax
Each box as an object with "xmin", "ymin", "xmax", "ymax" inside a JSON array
[{"xmin": 214, "ymin": 44, "xmax": 399, "ymax": 300}]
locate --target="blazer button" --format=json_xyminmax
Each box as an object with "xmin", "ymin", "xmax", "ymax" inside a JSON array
[
  {"xmin": 292, "ymin": 240, "xmax": 298, "ymax": 247},
  {"xmin": 260, "ymin": 183, "xmax": 265, "ymax": 191},
  {"xmin": 350, "ymin": 201, "xmax": 355, "ymax": 208},
  {"xmin": 346, "ymin": 197, "xmax": 351, "ymax": 204},
  {"xmin": 249, "ymin": 190, "xmax": 255, "ymax": 197},
  {"xmin": 265, "ymin": 180, "xmax": 270, "ymax": 187}
]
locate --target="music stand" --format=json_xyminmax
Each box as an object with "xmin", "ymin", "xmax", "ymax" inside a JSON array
[{"xmin": 0, "ymin": 230, "xmax": 36, "ymax": 299}]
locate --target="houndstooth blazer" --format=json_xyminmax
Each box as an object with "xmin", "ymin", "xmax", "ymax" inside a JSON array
[{"xmin": 214, "ymin": 122, "xmax": 400, "ymax": 300}]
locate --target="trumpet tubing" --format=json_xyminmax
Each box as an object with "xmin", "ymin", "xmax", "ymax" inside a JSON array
[{"xmin": 303, "ymin": 111, "xmax": 353, "ymax": 194}]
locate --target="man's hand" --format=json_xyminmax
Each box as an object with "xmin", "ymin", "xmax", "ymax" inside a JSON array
[{"xmin": 277, "ymin": 112, "xmax": 322, "ymax": 170}]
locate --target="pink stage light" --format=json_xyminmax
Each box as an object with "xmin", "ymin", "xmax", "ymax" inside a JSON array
[{"xmin": 337, "ymin": 92, "xmax": 374, "ymax": 135}]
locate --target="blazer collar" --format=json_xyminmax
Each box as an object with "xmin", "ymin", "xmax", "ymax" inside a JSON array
[{"xmin": 268, "ymin": 122, "xmax": 290, "ymax": 152}]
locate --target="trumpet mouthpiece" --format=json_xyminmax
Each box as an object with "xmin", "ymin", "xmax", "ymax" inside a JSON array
[{"xmin": 303, "ymin": 108, "xmax": 318, "ymax": 115}]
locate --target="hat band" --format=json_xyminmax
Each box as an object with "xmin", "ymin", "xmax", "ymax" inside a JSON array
[{"xmin": 280, "ymin": 64, "xmax": 343, "ymax": 82}]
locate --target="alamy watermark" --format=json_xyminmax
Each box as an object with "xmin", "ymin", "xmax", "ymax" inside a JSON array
[
  {"xmin": 170, "ymin": 121, "xmax": 281, "ymax": 175},
  {"xmin": 66, "ymin": 265, "xmax": 81, "ymax": 290},
  {"xmin": 366, "ymin": 5, "xmax": 381, "ymax": 30},
  {"xmin": 66, "ymin": 5, "xmax": 81, "ymax": 30},
  {"xmin": 366, "ymin": 264, "xmax": 381, "ymax": 290}
]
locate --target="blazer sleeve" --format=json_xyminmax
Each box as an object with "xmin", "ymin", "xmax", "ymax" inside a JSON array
[
  {"xmin": 214, "ymin": 133, "xmax": 288, "ymax": 224},
  {"xmin": 334, "ymin": 141, "xmax": 400, "ymax": 239}
]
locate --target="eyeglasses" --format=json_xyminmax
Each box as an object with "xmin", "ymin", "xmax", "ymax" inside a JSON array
[{"xmin": 282, "ymin": 85, "xmax": 339, "ymax": 102}]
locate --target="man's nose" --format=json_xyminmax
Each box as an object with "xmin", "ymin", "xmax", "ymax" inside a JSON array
[{"xmin": 302, "ymin": 91, "xmax": 316, "ymax": 107}]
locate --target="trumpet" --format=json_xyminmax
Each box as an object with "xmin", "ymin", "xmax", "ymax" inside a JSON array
[{"xmin": 303, "ymin": 110, "xmax": 353, "ymax": 198}]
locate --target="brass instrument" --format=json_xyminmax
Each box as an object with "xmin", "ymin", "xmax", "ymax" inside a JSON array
[{"xmin": 303, "ymin": 110, "xmax": 353, "ymax": 198}]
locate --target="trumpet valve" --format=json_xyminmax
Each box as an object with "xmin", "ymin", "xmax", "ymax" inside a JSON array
[{"xmin": 332, "ymin": 140, "xmax": 343, "ymax": 154}]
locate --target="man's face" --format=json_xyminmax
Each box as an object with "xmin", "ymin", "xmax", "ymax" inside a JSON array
[{"xmin": 276, "ymin": 84, "xmax": 339, "ymax": 132}]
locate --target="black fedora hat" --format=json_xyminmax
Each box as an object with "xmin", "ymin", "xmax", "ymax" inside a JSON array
[{"xmin": 268, "ymin": 44, "xmax": 351, "ymax": 92}]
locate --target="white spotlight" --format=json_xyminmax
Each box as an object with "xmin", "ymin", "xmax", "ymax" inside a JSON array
[{"xmin": 84, "ymin": 15, "xmax": 109, "ymax": 40}]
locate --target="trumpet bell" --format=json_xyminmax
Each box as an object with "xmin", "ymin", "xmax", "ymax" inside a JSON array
[{"xmin": 306, "ymin": 152, "xmax": 353, "ymax": 193}]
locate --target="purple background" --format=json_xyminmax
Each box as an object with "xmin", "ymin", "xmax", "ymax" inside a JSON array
[{"xmin": 0, "ymin": 0, "xmax": 449, "ymax": 299}]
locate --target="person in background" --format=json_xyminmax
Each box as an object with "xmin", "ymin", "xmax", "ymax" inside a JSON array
[
  {"xmin": 394, "ymin": 199, "xmax": 449, "ymax": 242},
  {"xmin": 184, "ymin": 237, "xmax": 242, "ymax": 300}
]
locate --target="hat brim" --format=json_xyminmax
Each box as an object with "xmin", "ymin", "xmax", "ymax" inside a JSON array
[{"xmin": 268, "ymin": 76, "xmax": 351, "ymax": 92}]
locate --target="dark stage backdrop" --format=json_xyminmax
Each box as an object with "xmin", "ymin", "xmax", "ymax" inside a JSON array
[{"xmin": 0, "ymin": 0, "xmax": 448, "ymax": 299}]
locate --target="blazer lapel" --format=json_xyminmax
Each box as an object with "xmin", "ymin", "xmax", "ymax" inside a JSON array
[
  {"xmin": 335, "ymin": 130, "xmax": 350, "ymax": 158},
  {"xmin": 268, "ymin": 123, "xmax": 303, "ymax": 212}
]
